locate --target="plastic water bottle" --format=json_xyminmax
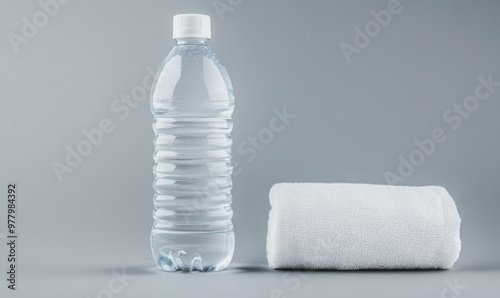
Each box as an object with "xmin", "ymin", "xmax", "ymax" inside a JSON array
[{"xmin": 150, "ymin": 14, "xmax": 235, "ymax": 272}]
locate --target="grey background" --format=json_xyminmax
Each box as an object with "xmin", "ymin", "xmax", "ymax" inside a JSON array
[{"xmin": 1, "ymin": 0, "xmax": 499, "ymax": 297}]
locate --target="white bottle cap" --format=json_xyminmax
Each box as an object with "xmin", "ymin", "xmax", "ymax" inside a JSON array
[{"xmin": 173, "ymin": 14, "xmax": 211, "ymax": 39}]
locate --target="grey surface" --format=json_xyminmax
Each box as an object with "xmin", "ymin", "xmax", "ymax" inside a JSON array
[{"xmin": 0, "ymin": 0, "xmax": 499, "ymax": 297}]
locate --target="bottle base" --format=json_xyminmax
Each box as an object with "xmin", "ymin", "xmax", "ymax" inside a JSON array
[
  {"xmin": 151, "ymin": 230, "xmax": 234, "ymax": 273},
  {"xmin": 156, "ymin": 251, "xmax": 220, "ymax": 272}
]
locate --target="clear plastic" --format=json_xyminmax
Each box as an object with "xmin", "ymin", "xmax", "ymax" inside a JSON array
[{"xmin": 150, "ymin": 38, "xmax": 235, "ymax": 272}]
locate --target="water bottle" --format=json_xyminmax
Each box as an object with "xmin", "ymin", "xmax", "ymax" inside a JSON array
[{"xmin": 150, "ymin": 14, "xmax": 235, "ymax": 272}]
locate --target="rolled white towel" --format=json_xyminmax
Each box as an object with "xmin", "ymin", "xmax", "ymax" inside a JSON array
[{"xmin": 267, "ymin": 183, "xmax": 461, "ymax": 270}]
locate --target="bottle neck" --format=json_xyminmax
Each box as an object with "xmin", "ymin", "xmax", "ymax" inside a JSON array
[{"xmin": 175, "ymin": 38, "xmax": 209, "ymax": 45}]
